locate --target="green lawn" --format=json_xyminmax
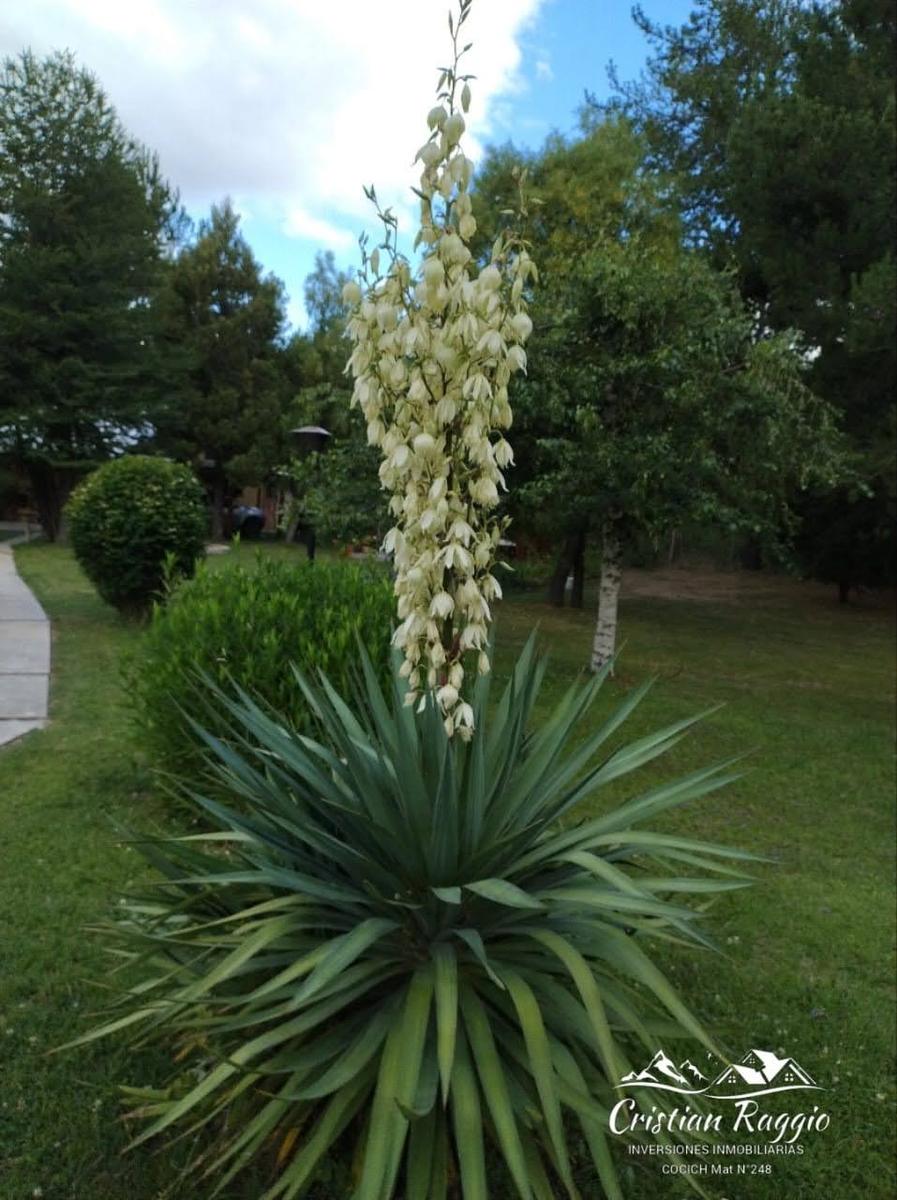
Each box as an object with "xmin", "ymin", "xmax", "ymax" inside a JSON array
[{"xmin": 1, "ymin": 542, "xmax": 894, "ymax": 1199}]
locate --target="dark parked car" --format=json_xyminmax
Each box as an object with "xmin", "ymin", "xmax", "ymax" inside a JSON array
[{"xmin": 231, "ymin": 504, "xmax": 265, "ymax": 539}]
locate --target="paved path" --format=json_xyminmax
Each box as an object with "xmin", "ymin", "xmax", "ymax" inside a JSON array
[{"xmin": 0, "ymin": 544, "xmax": 50, "ymax": 748}]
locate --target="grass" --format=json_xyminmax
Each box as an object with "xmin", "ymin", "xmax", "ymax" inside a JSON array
[{"xmin": 1, "ymin": 540, "xmax": 894, "ymax": 1200}]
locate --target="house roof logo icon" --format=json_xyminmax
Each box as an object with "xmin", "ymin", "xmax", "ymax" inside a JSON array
[{"xmin": 618, "ymin": 1047, "xmax": 822, "ymax": 1099}]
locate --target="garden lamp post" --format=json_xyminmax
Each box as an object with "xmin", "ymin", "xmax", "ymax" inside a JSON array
[{"xmin": 288, "ymin": 425, "xmax": 332, "ymax": 558}]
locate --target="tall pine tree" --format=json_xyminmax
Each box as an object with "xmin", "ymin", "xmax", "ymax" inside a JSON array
[
  {"xmin": 154, "ymin": 201, "xmax": 287, "ymax": 539},
  {"xmin": 0, "ymin": 50, "xmax": 183, "ymax": 538}
]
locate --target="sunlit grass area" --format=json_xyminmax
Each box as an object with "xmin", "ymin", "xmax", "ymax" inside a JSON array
[{"xmin": 1, "ymin": 541, "xmax": 893, "ymax": 1199}]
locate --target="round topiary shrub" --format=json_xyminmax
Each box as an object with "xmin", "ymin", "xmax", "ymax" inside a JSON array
[
  {"xmin": 131, "ymin": 553, "xmax": 395, "ymax": 782},
  {"xmin": 66, "ymin": 456, "xmax": 207, "ymax": 615}
]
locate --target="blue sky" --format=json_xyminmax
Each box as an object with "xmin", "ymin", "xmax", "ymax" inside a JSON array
[
  {"xmin": 240, "ymin": 0, "xmax": 694, "ymax": 330},
  {"xmin": 489, "ymin": 1, "xmax": 686, "ymax": 149},
  {"xmin": 2, "ymin": 0, "xmax": 694, "ymax": 330}
]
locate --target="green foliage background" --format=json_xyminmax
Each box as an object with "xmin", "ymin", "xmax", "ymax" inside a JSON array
[
  {"xmin": 470, "ymin": 117, "xmax": 845, "ymax": 614},
  {"xmin": 0, "ymin": 50, "xmax": 185, "ymax": 539},
  {"xmin": 604, "ymin": 0, "xmax": 895, "ymax": 592},
  {"xmin": 153, "ymin": 200, "xmax": 289, "ymax": 534}
]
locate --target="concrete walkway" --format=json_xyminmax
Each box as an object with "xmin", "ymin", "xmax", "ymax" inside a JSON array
[{"xmin": 0, "ymin": 544, "xmax": 50, "ymax": 747}]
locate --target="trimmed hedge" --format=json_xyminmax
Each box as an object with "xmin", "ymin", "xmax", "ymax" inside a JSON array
[
  {"xmin": 67, "ymin": 456, "xmax": 207, "ymax": 614},
  {"xmin": 131, "ymin": 553, "xmax": 395, "ymax": 781}
]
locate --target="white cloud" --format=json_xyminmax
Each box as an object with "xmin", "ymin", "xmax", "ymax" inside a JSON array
[
  {"xmin": 282, "ymin": 205, "xmax": 353, "ymax": 249},
  {"xmin": 535, "ymin": 57, "xmax": 553, "ymax": 81},
  {"xmin": 1, "ymin": 0, "xmax": 545, "ymax": 241}
]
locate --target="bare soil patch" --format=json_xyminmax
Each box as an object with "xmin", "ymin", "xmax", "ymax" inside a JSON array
[{"xmin": 620, "ymin": 565, "xmax": 894, "ymax": 611}]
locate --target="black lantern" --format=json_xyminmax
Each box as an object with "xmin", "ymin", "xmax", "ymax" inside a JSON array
[{"xmin": 290, "ymin": 425, "xmax": 332, "ymax": 455}]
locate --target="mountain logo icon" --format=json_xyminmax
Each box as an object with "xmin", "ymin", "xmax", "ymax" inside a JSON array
[
  {"xmin": 617, "ymin": 1047, "xmax": 822, "ymax": 1099},
  {"xmin": 680, "ymin": 1059, "xmax": 708, "ymax": 1084},
  {"xmin": 620, "ymin": 1050, "xmax": 694, "ymax": 1089}
]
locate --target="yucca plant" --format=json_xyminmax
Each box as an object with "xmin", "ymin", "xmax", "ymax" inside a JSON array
[{"xmin": 72, "ymin": 637, "xmax": 757, "ymax": 1199}]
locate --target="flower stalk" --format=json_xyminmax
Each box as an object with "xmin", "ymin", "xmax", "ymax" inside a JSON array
[{"xmin": 343, "ymin": 0, "xmax": 537, "ymax": 736}]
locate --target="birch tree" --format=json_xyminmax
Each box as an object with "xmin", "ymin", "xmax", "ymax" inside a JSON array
[
  {"xmin": 543, "ymin": 241, "xmax": 844, "ymax": 670},
  {"xmin": 473, "ymin": 121, "xmax": 844, "ymax": 670}
]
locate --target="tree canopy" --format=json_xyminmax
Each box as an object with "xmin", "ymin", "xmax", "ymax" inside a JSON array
[
  {"xmin": 0, "ymin": 49, "xmax": 183, "ymax": 537},
  {"xmin": 154, "ymin": 200, "xmax": 287, "ymax": 537},
  {"xmin": 604, "ymin": 0, "xmax": 896, "ymax": 593},
  {"xmin": 473, "ymin": 118, "xmax": 844, "ymax": 663},
  {"xmin": 475, "ymin": 119, "xmax": 841, "ymax": 545},
  {"xmin": 282, "ymin": 251, "xmax": 386, "ymax": 547}
]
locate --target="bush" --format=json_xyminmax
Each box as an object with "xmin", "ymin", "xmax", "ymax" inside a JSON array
[
  {"xmin": 66, "ymin": 456, "xmax": 207, "ymax": 614},
  {"xmin": 132, "ymin": 553, "xmax": 395, "ymax": 780},
  {"xmin": 285, "ymin": 437, "xmax": 388, "ymax": 548},
  {"xmin": 78, "ymin": 639, "xmax": 755, "ymax": 1198}
]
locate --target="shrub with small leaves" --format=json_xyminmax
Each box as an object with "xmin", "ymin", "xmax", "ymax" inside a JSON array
[
  {"xmin": 66, "ymin": 455, "xmax": 207, "ymax": 614},
  {"xmin": 131, "ymin": 553, "xmax": 395, "ymax": 781}
]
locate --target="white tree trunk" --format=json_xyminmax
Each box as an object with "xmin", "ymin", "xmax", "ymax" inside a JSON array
[{"xmin": 591, "ymin": 522, "xmax": 622, "ymax": 673}]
